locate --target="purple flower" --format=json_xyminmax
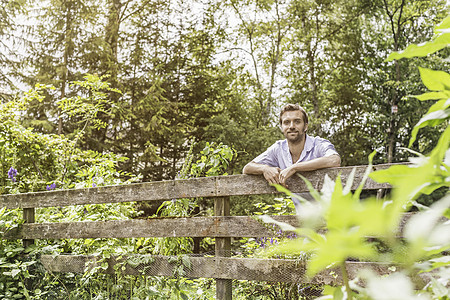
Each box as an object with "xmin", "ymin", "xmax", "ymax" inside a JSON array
[
  {"xmin": 46, "ymin": 183, "xmax": 56, "ymax": 191},
  {"xmin": 8, "ymin": 167, "xmax": 17, "ymax": 182},
  {"xmin": 92, "ymin": 183, "xmax": 97, "ymax": 187},
  {"xmin": 258, "ymin": 238, "xmax": 266, "ymax": 248}
]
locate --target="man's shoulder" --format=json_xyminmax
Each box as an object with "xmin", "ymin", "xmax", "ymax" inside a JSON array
[
  {"xmin": 262, "ymin": 139, "xmax": 287, "ymax": 156},
  {"xmin": 306, "ymin": 135, "xmax": 338, "ymax": 156},
  {"xmin": 307, "ymin": 135, "xmax": 333, "ymax": 145},
  {"xmin": 269, "ymin": 139, "xmax": 288, "ymax": 149}
]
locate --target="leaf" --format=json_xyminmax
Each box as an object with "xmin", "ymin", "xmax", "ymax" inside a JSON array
[
  {"xmin": 258, "ymin": 215, "xmax": 297, "ymax": 232},
  {"xmin": 424, "ymin": 99, "xmax": 450, "ymax": 115},
  {"xmin": 320, "ymin": 174, "xmax": 336, "ymax": 205},
  {"xmin": 366, "ymin": 273, "xmax": 422, "ymax": 300},
  {"xmin": 326, "ymin": 176, "xmax": 357, "ymax": 230},
  {"xmin": 429, "ymin": 256, "xmax": 450, "ymax": 269},
  {"xmin": 343, "ymin": 167, "xmax": 356, "ymax": 195},
  {"xmin": 404, "ymin": 194, "xmax": 450, "ymax": 245},
  {"xmin": 355, "ymin": 198, "xmax": 400, "ymax": 237},
  {"xmin": 436, "ymin": 15, "xmax": 450, "ymax": 31},
  {"xmin": 370, "ymin": 164, "xmax": 431, "ymax": 207},
  {"xmin": 419, "ymin": 67, "xmax": 450, "ymax": 91},
  {"xmin": 270, "ymin": 183, "xmax": 311, "ymax": 204},
  {"xmin": 264, "ymin": 235, "xmax": 321, "ymax": 257},
  {"xmin": 307, "ymin": 231, "xmax": 376, "ymax": 277},
  {"xmin": 372, "ymin": 126, "xmax": 450, "ymax": 204},
  {"xmin": 319, "ymin": 285, "xmax": 343, "ymax": 300},
  {"xmin": 429, "ymin": 278, "xmax": 450, "ymax": 298},
  {"xmin": 414, "ymin": 91, "xmax": 450, "ymax": 101},
  {"xmin": 295, "ymin": 174, "xmax": 323, "ymax": 202},
  {"xmin": 409, "ymin": 108, "xmax": 450, "ymax": 146},
  {"xmin": 352, "ymin": 150, "xmax": 376, "ymax": 201},
  {"xmin": 181, "ymin": 255, "xmax": 192, "ymax": 270},
  {"xmin": 429, "ymin": 125, "xmax": 450, "ymax": 165},
  {"xmin": 10, "ymin": 269, "xmax": 20, "ymax": 278},
  {"xmin": 386, "ymin": 32, "xmax": 450, "ymax": 61}
]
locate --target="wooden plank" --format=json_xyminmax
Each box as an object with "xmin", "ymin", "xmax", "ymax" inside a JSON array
[
  {"xmin": 214, "ymin": 198, "xmax": 232, "ymax": 255},
  {"xmin": 3, "ymin": 216, "xmax": 299, "ymax": 240},
  {"xmin": 22, "ymin": 208, "xmax": 35, "ymax": 248},
  {"xmin": 216, "ymin": 164, "xmax": 393, "ymax": 197},
  {"xmin": 0, "ymin": 164, "xmax": 396, "ymax": 209},
  {"xmin": 4, "ymin": 213, "xmax": 418, "ymax": 241},
  {"xmin": 214, "ymin": 197, "xmax": 232, "ymax": 300},
  {"xmin": 40, "ymin": 254, "xmax": 402, "ymax": 285}
]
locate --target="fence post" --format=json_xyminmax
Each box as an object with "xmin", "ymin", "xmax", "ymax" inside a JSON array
[
  {"xmin": 193, "ymin": 205, "xmax": 201, "ymax": 253},
  {"xmin": 214, "ymin": 196, "xmax": 232, "ymax": 300},
  {"xmin": 23, "ymin": 208, "xmax": 35, "ymax": 248}
]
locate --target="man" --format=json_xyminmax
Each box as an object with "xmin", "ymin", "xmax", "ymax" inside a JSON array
[{"xmin": 243, "ymin": 104, "xmax": 340, "ymax": 187}]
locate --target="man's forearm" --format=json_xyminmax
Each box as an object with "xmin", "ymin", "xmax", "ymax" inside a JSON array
[
  {"xmin": 291, "ymin": 154, "xmax": 341, "ymax": 172},
  {"xmin": 242, "ymin": 162, "xmax": 269, "ymax": 174},
  {"xmin": 243, "ymin": 162, "xmax": 282, "ymax": 185}
]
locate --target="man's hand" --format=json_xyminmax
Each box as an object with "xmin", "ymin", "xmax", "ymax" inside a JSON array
[
  {"xmin": 278, "ymin": 155, "xmax": 341, "ymax": 187},
  {"xmin": 243, "ymin": 162, "xmax": 282, "ymax": 185},
  {"xmin": 262, "ymin": 166, "xmax": 282, "ymax": 185},
  {"xmin": 279, "ymin": 165, "xmax": 296, "ymax": 187}
]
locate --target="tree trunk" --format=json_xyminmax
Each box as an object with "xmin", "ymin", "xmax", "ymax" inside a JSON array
[
  {"xmin": 307, "ymin": 42, "xmax": 318, "ymax": 117},
  {"xmin": 105, "ymin": 0, "xmax": 121, "ymax": 88},
  {"xmin": 59, "ymin": 0, "xmax": 73, "ymax": 135},
  {"xmin": 384, "ymin": 0, "xmax": 405, "ymax": 163}
]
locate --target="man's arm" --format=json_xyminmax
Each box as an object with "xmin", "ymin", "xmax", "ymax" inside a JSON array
[
  {"xmin": 243, "ymin": 162, "xmax": 282, "ymax": 185},
  {"xmin": 279, "ymin": 154, "xmax": 341, "ymax": 186}
]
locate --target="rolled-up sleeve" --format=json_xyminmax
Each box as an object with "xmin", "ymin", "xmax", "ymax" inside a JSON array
[
  {"xmin": 253, "ymin": 144, "xmax": 279, "ymax": 167},
  {"xmin": 315, "ymin": 138, "xmax": 339, "ymax": 157}
]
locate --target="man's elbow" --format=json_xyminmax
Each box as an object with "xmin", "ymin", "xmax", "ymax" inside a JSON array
[
  {"xmin": 242, "ymin": 163, "xmax": 252, "ymax": 174},
  {"xmin": 330, "ymin": 154, "xmax": 341, "ymax": 167}
]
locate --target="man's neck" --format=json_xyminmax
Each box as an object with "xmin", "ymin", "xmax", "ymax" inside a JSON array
[{"xmin": 287, "ymin": 137, "xmax": 306, "ymax": 163}]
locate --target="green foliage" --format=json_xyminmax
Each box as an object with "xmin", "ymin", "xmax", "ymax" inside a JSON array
[
  {"xmin": 0, "ymin": 77, "xmax": 147, "ymax": 299},
  {"xmin": 253, "ymin": 197, "xmax": 296, "ymax": 216},
  {"xmin": 0, "ymin": 1, "xmax": 448, "ymax": 299},
  {"xmin": 57, "ymin": 74, "xmax": 121, "ymax": 131},
  {"xmin": 190, "ymin": 142, "xmax": 236, "ymax": 177},
  {"xmin": 264, "ymin": 157, "xmax": 383, "ymax": 272},
  {"xmin": 370, "ymin": 15, "xmax": 450, "ymax": 207},
  {"xmin": 0, "ymin": 78, "xmax": 139, "ymax": 194},
  {"xmin": 408, "ymin": 66, "xmax": 450, "ymax": 146},
  {"xmin": 261, "ymin": 15, "xmax": 450, "ymax": 299},
  {"xmin": 386, "ymin": 15, "xmax": 450, "ymax": 61}
]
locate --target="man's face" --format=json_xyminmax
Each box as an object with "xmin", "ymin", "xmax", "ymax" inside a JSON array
[{"xmin": 280, "ymin": 110, "xmax": 308, "ymax": 143}]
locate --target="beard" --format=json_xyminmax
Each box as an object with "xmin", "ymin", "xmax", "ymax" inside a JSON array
[{"xmin": 285, "ymin": 130, "xmax": 306, "ymax": 144}]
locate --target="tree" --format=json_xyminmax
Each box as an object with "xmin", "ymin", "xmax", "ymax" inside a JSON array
[
  {"xmin": 24, "ymin": 0, "xmax": 103, "ymax": 135},
  {"xmin": 226, "ymin": 0, "xmax": 290, "ymax": 127},
  {"xmin": 370, "ymin": 0, "xmax": 448, "ymax": 162},
  {"xmin": 0, "ymin": 0, "xmax": 27, "ymax": 100}
]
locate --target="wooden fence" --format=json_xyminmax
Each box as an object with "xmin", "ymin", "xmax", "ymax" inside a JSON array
[{"xmin": 1, "ymin": 164, "xmax": 409, "ymax": 299}]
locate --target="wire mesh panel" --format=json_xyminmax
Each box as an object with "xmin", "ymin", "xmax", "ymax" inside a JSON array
[{"xmin": 40, "ymin": 254, "xmax": 396, "ymax": 281}]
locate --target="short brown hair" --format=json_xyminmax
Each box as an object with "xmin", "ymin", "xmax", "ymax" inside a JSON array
[{"xmin": 279, "ymin": 104, "xmax": 308, "ymax": 125}]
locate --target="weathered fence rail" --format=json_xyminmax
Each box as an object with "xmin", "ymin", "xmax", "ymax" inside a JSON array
[
  {"xmin": 1, "ymin": 164, "xmax": 408, "ymax": 299},
  {"xmin": 0, "ymin": 165, "xmax": 391, "ymax": 209}
]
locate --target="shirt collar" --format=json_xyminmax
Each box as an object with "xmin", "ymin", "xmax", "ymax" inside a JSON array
[
  {"xmin": 304, "ymin": 134, "xmax": 313, "ymax": 152},
  {"xmin": 298, "ymin": 134, "xmax": 312, "ymax": 161},
  {"xmin": 282, "ymin": 134, "xmax": 313, "ymax": 163}
]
